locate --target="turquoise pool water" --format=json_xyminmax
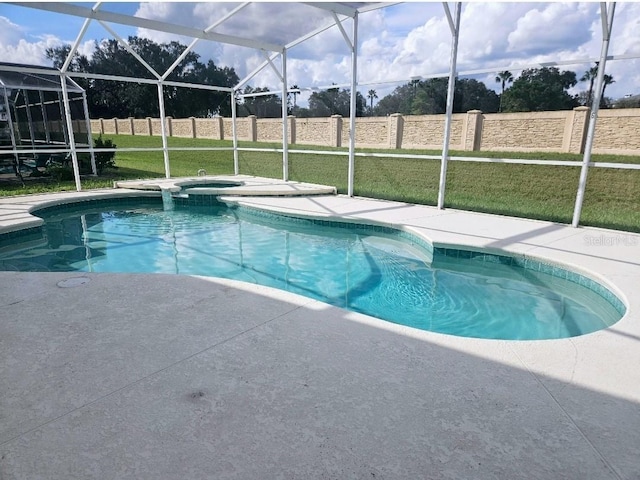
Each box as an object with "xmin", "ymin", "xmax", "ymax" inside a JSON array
[{"xmin": 0, "ymin": 201, "xmax": 624, "ymax": 340}]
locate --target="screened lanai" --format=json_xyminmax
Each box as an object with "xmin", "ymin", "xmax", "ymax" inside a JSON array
[
  {"xmin": 0, "ymin": 62, "xmax": 96, "ymax": 181},
  {"xmin": 3, "ymin": 1, "xmax": 635, "ymax": 227}
]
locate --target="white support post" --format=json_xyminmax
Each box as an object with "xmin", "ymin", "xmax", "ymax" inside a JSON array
[
  {"xmin": 23, "ymin": 90, "xmax": 37, "ymax": 149},
  {"xmin": 82, "ymin": 91, "xmax": 97, "ymax": 175},
  {"xmin": 281, "ymin": 49, "xmax": 289, "ymax": 181},
  {"xmin": 572, "ymin": 2, "xmax": 616, "ymax": 228},
  {"xmin": 437, "ymin": 2, "xmax": 461, "ymax": 210},
  {"xmin": 60, "ymin": 74, "xmax": 82, "ymax": 191},
  {"xmin": 157, "ymin": 82, "xmax": 171, "ymax": 178},
  {"xmin": 231, "ymin": 90, "xmax": 239, "ymax": 175},
  {"xmin": 39, "ymin": 90, "xmax": 51, "ymax": 143},
  {"xmin": 3, "ymin": 87, "xmax": 20, "ymax": 167},
  {"xmin": 347, "ymin": 12, "xmax": 358, "ymax": 197},
  {"xmin": 57, "ymin": 92, "xmax": 69, "ymax": 144}
]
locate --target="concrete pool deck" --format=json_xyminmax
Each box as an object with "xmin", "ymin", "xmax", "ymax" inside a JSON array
[{"xmin": 0, "ymin": 180, "xmax": 639, "ymax": 479}]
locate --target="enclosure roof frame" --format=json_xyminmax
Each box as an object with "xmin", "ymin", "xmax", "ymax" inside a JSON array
[
  {"xmin": 0, "ymin": 62, "xmax": 85, "ymax": 94},
  {"xmin": 1, "ymin": 2, "xmax": 625, "ymax": 229}
]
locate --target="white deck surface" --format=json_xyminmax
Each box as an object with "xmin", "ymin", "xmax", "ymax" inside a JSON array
[{"xmin": 1, "ymin": 181, "xmax": 639, "ymax": 479}]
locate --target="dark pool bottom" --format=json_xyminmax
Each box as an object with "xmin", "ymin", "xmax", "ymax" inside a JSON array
[{"xmin": 0, "ymin": 198, "xmax": 626, "ymax": 340}]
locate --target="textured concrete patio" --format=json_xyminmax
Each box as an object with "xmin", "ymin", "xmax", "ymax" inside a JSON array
[{"xmin": 1, "ymin": 182, "xmax": 639, "ymax": 479}]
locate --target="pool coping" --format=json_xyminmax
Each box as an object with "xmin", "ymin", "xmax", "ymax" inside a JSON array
[
  {"xmin": 114, "ymin": 174, "xmax": 337, "ymax": 196},
  {"xmin": 1, "ymin": 176, "xmax": 640, "ymax": 478}
]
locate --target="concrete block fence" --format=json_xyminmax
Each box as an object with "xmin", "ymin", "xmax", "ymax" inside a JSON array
[{"xmin": 90, "ymin": 106, "xmax": 640, "ymax": 155}]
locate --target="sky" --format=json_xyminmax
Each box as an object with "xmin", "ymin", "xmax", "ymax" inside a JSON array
[{"xmin": 1, "ymin": 1, "xmax": 639, "ymax": 107}]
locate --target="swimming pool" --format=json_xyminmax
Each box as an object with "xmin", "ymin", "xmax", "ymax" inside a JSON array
[{"xmin": 0, "ymin": 198, "xmax": 624, "ymax": 340}]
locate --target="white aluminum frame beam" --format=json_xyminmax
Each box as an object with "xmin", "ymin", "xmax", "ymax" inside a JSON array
[
  {"xmin": 285, "ymin": 14, "xmax": 349, "ymax": 50},
  {"xmin": 332, "ymin": 12, "xmax": 353, "ymax": 49},
  {"xmin": 61, "ymin": 2, "xmax": 101, "ymax": 73},
  {"xmin": 60, "ymin": 73, "xmax": 82, "ymax": 191},
  {"xmin": 2, "ymin": 86, "xmax": 20, "ymax": 167},
  {"xmin": 572, "ymin": 2, "xmax": 616, "ymax": 228},
  {"xmin": 62, "ymin": 19, "xmax": 92, "ymax": 73},
  {"xmin": 10, "ymin": 2, "xmax": 283, "ymax": 52},
  {"xmin": 82, "ymin": 90, "xmax": 97, "ymax": 174},
  {"xmin": 58, "ymin": 70, "xmax": 233, "ymax": 93},
  {"xmin": 231, "ymin": 91, "xmax": 239, "ymax": 174},
  {"xmin": 264, "ymin": 52, "xmax": 285, "ymax": 83},
  {"xmin": 347, "ymin": 12, "xmax": 358, "ymax": 197},
  {"xmin": 281, "ymin": 49, "xmax": 289, "ymax": 181},
  {"xmin": 357, "ymin": 2, "xmax": 400, "ymax": 14},
  {"xmin": 22, "ymin": 90, "xmax": 37, "ymax": 148},
  {"xmin": 99, "ymin": 20, "xmax": 162, "ymax": 79},
  {"xmin": 57, "ymin": 93, "xmax": 69, "ymax": 145},
  {"xmin": 157, "ymin": 83, "xmax": 171, "ymax": 178},
  {"xmin": 0, "ymin": 65, "xmax": 84, "ymax": 92},
  {"xmin": 162, "ymin": 80, "xmax": 233, "ymax": 93},
  {"xmin": 437, "ymin": 2, "xmax": 461, "ymax": 210},
  {"xmin": 239, "ymin": 88, "xmax": 299, "ymax": 99},
  {"xmin": 235, "ymin": 52, "xmax": 282, "ymax": 91},
  {"xmin": 161, "ymin": 2, "xmax": 250, "ymax": 81},
  {"xmin": 304, "ymin": 2, "xmax": 356, "ymax": 17},
  {"xmin": 38, "ymin": 90, "xmax": 51, "ymax": 143}
]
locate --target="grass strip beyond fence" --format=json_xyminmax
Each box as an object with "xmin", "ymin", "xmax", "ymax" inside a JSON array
[{"xmin": 1, "ymin": 134, "xmax": 639, "ymax": 233}]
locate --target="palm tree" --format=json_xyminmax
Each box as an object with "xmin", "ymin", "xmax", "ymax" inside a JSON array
[
  {"xmin": 581, "ymin": 62, "xmax": 599, "ymax": 106},
  {"xmin": 367, "ymin": 89, "xmax": 378, "ymax": 112},
  {"xmin": 600, "ymin": 74, "xmax": 615, "ymax": 108},
  {"xmin": 495, "ymin": 70, "xmax": 513, "ymax": 112}
]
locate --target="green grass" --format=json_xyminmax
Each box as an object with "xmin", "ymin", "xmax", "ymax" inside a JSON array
[{"xmin": 1, "ymin": 134, "xmax": 639, "ymax": 232}]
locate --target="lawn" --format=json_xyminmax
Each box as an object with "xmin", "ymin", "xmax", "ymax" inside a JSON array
[{"xmin": 1, "ymin": 134, "xmax": 639, "ymax": 232}]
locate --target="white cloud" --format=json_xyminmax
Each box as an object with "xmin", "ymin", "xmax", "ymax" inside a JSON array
[
  {"xmin": 611, "ymin": 2, "xmax": 640, "ymax": 56},
  {"xmin": 458, "ymin": 3, "xmax": 535, "ymax": 63},
  {"xmin": 0, "ymin": 34, "xmax": 62, "ymax": 66},
  {"xmin": 0, "ymin": 11, "xmax": 95, "ymax": 67},
  {"xmin": 508, "ymin": 3, "xmax": 597, "ymax": 55},
  {"xmin": 0, "ymin": 16, "xmax": 24, "ymax": 45},
  {"xmin": 195, "ymin": 2, "xmax": 330, "ymax": 46}
]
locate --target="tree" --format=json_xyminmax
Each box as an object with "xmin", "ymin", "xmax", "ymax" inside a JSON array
[
  {"xmin": 495, "ymin": 70, "xmax": 513, "ymax": 112},
  {"xmin": 581, "ymin": 63, "xmax": 599, "ymax": 107},
  {"xmin": 577, "ymin": 63, "xmax": 615, "ymax": 109},
  {"xmin": 46, "ymin": 37, "xmax": 239, "ymax": 118},
  {"xmin": 367, "ymin": 89, "xmax": 378, "ymax": 112},
  {"xmin": 374, "ymin": 83, "xmax": 415, "ymax": 115},
  {"xmin": 239, "ymin": 86, "xmax": 282, "ymax": 118},
  {"xmin": 307, "ymin": 86, "xmax": 366, "ymax": 117},
  {"xmin": 411, "ymin": 78, "xmax": 448, "ymax": 114},
  {"xmin": 455, "ymin": 79, "xmax": 500, "ymax": 113},
  {"xmin": 414, "ymin": 78, "xmax": 500, "ymax": 114},
  {"xmin": 501, "ymin": 67, "xmax": 578, "ymax": 112},
  {"xmin": 600, "ymin": 74, "xmax": 615, "ymax": 108},
  {"xmin": 373, "ymin": 78, "xmax": 498, "ymax": 116}
]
